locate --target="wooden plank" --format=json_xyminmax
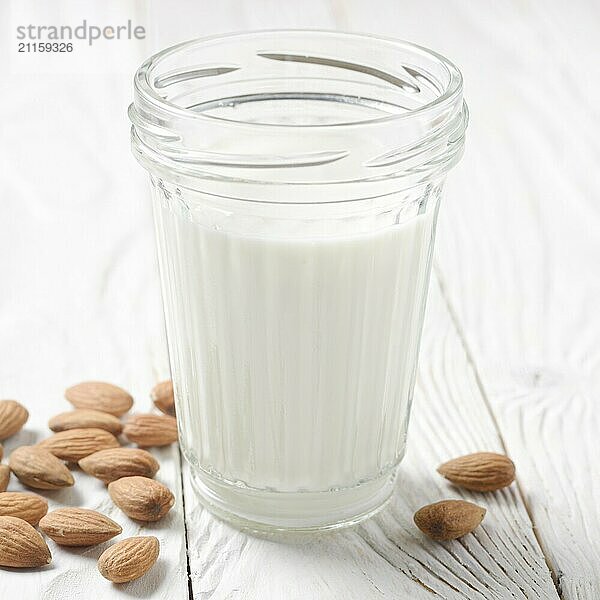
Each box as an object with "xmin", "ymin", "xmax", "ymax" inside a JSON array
[
  {"xmin": 0, "ymin": 16, "xmax": 188, "ymax": 596},
  {"xmin": 183, "ymin": 278, "xmax": 559, "ymax": 600},
  {"xmin": 299, "ymin": 1, "xmax": 600, "ymax": 594},
  {"xmin": 426, "ymin": 1, "xmax": 600, "ymax": 597}
]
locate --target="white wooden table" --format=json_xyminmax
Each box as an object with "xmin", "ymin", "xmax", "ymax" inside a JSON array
[{"xmin": 1, "ymin": 1, "xmax": 598, "ymax": 598}]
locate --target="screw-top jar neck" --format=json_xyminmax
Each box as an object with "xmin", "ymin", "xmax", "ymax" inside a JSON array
[{"xmin": 129, "ymin": 30, "xmax": 468, "ymax": 203}]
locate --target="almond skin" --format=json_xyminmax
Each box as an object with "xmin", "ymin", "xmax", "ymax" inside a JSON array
[
  {"xmin": 98, "ymin": 536, "xmax": 159, "ymax": 583},
  {"xmin": 0, "ymin": 492, "xmax": 48, "ymax": 525},
  {"xmin": 65, "ymin": 381, "xmax": 133, "ymax": 416},
  {"xmin": 108, "ymin": 476, "xmax": 174, "ymax": 522},
  {"xmin": 0, "ymin": 465, "xmax": 10, "ymax": 492},
  {"xmin": 414, "ymin": 500, "xmax": 486, "ymax": 541},
  {"xmin": 0, "ymin": 443, "xmax": 3, "ymax": 461},
  {"xmin": 49, "ymin": 409, "xmax": 123, "ymax": 435},
  {"xmin": 151, "ymin": 380, "xmax": 175, "ymax": 415},
  {"xmin": 0, "ymin": 516, "xmax": 51, "ymax": 567},
  {"xmin": 437, "ymin": 452, "xmax": 516, "ymax": 492},
  {"xmin": 9, "ymin": 445, "xmax": 74, "ymax": 490},
  {"xmin": 123, "ymin": 414, "xmax": 178, "ymax": 447},
  {"xmin": 0, "ymin": 400, "xmax": 29, "ymax": 440},
  {"xmin": 38, "ymin": 428, "xmax": 120, "ymax": 462},
  {"xmin": 39, "ymin": 507, "xmax": 122, "ymax": 547},
  {"xmin": 79, "ymin": 448, "xmax": 160, "ymax": 484}
]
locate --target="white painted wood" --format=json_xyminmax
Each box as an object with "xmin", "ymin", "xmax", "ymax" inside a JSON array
[
  {"xmin": 183, "ymin": 280, "xmax": 559, "ymax": 600},
  {"xmin": 426, "ymin": 1, "xmax": 600, "ymax": 597},
  {"xmin": 0, "ymin": 3, "xmax": 186, "ymax": 598},
  {"xmin": 2, "ymin": 0, "xmax": 597, "ymax": 597}
]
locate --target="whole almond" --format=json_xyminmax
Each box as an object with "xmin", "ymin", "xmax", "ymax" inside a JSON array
[
  {"xmin": 0, "ymin": 492, "xmax": 48, "ymax": 525},
  {"xmin": 49, "ymin": 409, "xmax": 123, "ymax": 435},
  {"xmin": 0, "ymin": 400, "xmax": 29, "ymax": 440},
  {"xmin": 151, "ymin": 380, "xmax": 175, "ymax": 415},
  {"xmin": 0, "ymin": 516, "xmax": 51, "ymax": 567},
  {"xmin": 79, "ymin": 448, "xmax": 159, "ymax": 484},
  {"xmin": 414, "ymin": 500, "xmax": 486, "ymax": 541},
  {"xmin": 39, "ymin": 508, "xmax": 122, "ymax": 547},
  {"xmin": 0, "ymin": 465, "xmax": 10, "ymax": 492},
  {"xmin": 108, "ymin": 476, "xmax": 174, "ymax": 522},
  {"xmin": 65, "ymin": 381, "xmax": 133, "ymax": 416},
  {"xmin": 437, "ymin": 452, "xmax": 516, "ymax": 492},
  {"xmin": 123, "ymin": 414, "xmax": 178, "ymax": 447},
  {"xmin": 9, "ymin": 445, "xmax": 74, "ymax": 490},
  {"xmin": 38, "ymin": 428, "xmax": 120, "ymax": 462},
  {"xmin": 98, "ymin": 536, "xmax": 159, "ymax": 583}
]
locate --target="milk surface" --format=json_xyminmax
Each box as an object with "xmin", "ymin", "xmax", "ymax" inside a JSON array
[{"xmin": 156, "ymin": 196, "xmax": 436, "ymax": 493}]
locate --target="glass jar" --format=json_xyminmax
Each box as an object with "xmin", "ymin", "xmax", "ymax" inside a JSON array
[{"xmin": 129, "ymin": 30, "xmax": 468, "ymax": 531}]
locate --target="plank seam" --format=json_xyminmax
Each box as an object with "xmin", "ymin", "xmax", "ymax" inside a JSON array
[
  {"xmin": 177, "ymin": 447, "xmax": 195, "ymax": 600},
  {"xmin": 433, "ymin": 265, "xmax": 562, "ymax": 600}
]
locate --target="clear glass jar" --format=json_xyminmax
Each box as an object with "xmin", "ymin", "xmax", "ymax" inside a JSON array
[{"xmin": 129, "ymin": 31, "xmax": 468, "ymax": 531}]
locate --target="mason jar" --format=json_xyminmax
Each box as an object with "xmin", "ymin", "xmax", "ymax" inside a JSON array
[{"xmin": 129, "ymin": 30, "xmax": 468, "ymax": 531}]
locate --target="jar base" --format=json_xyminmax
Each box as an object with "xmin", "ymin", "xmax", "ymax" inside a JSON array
[{"xmin": 188, "ymin": 464, "xmax": 399, "ymax": 533}]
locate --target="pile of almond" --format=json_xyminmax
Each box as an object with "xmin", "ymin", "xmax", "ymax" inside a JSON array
[
  {"xmin": 413, "ymin": 451, "xmax": 516, "ymax": 541},
  {"xmin": 0, "ymin": 379, "xmax": 176, "ymax": 584}
]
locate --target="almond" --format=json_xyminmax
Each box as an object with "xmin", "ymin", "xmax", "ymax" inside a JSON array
[
  {"xmin": 0, "ymin": 442, "xmax": 3, "ymax": 461},
  {"xmin": 39, "ymin": 507, "xmax": 122, "ymax": 547},
  {"xmin": 437, "ymin": 452, "xmax": 516, "ymax": 492},
  {"xmin": 108, "ymin": 476, "xmax": 174, "ymax": 522},
  {"xmin": 38, "ymin": 428, "xmax": 120, "ymax": 461},
  {"xmin": 9, "ymin": 445, "xmax": 74, "ymax": 490},
  {"xmin": 0, "ymin": 465, "xmax": 10, "ymax": 492},
  {"xmin": 98, "ymin": 536, "xmax": 159, "ymax": 583},
  {"xmin": 49, "ymin": 409, "xmax": 123, "ymax": 435},
  {"xmin": 79, "ymin": 448, "xmax": 159, "ymax": 484},
  {"xmin": 0, "ymin": 516, "xmax": 51, "ymax": 567},
  {"xmin": 65, "ymin": 381, "xmax": 133, "ymax": 416},
  {"xmin": 414, "ymin": 499, "xmax": 486, "ymax": 541},
  {"xmin": 123, "ymin": 414, "xmax": 178, "ymax": 447},
  {"xmin": 0, "ymin": 492, "xmax": 48, "ymax": 525},
  {"xmin": 151, "ymin": 380, "xmax": 175, "ymax": 415},
  {"xmin": 0, "ymin": 400, "xmax": 29, "ymax": 440}
]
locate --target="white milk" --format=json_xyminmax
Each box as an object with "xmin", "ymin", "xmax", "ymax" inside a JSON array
[{"xmin": 154, "ymin": 195, "xmax": 436, "ymax": 495}]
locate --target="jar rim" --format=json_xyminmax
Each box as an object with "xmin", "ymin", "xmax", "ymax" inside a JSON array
[
  {"xmin": 130, "ymin": 30, "xmax": 468, "ymax": 201},
  {"xmin": 134, "ymin": 29, "xmax": 464, "ymax": 130}
]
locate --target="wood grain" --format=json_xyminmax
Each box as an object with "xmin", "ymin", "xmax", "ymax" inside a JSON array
[
  {"xmin": 430, "ymin": 1, "xmax": 600, "ymax": 597},
  {"xmin": 1, "ymin": 0, "xmax": 597, "ymax": 597},
  {"xmin": 0, "ymin": 3, "xmax": 186, "ymax": 599}
]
